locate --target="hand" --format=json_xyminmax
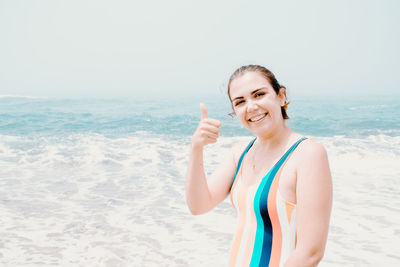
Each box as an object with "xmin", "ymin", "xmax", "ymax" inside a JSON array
[{"xmin": 191, "ymin": 103, "xmax": 221, "ymax": 149}]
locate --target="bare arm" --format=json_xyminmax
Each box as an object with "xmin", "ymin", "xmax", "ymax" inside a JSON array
[
  {"xmin": 284, "ymin": 141, "xmax": 333, "ymax": 267},
  {"xmin": 186, "ymin": 144, "xmax": 237, "ymax": 215},
  {"xmin": 185, "ymin": 103, "xmax": 239, "ymax": 215}
]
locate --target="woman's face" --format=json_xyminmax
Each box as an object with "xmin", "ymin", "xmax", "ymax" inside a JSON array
[{"xmin": 229, "ymin": 71, "xmax": 286, "ymax": 137}]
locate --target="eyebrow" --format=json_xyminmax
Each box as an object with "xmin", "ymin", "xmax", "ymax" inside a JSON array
[{"xmin": 232, "ymin": 87, "xmax": 268, "ymax": 101}]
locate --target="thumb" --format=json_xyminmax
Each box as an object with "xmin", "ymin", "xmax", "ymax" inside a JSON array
[{"xmin": 200, "ymin": 103, "xmax": 208, "ymax": 120}]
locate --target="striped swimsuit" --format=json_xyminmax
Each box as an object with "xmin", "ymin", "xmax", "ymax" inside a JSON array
[{"xmin": 229, "ymin": 137, "xmax": 306, "ymax": 267}]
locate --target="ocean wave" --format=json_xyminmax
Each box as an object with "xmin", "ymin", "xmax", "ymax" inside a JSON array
[
  {"xmin": 314, "ymin": 134, "xmax": 400, "ymax": 155},
  {"xmin": 1, "ymin": 133, "xmax": 398, "ymax": 172}
]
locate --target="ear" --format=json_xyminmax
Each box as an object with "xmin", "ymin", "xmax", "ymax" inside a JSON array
[{"xmin": 278, "ymin": 87, "xmax": 287, "ymax": 107}]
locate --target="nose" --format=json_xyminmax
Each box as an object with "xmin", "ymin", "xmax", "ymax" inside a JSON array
[{"xmin": 246, "ymin": 99, "xmax": 258, "ymax": 112}]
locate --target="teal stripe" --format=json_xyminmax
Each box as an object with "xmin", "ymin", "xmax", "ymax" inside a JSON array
[
  {"xmin": 250, "ymin": 137, "xmax": 307, "ymax": 266},
  {"xmin": 250, "ymin": 169, "xmax": 272, "ymax": 266}
]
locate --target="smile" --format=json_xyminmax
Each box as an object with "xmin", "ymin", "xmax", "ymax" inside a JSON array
[{"xmin": 248, "ymin": 113, "xmax": 268, "ymax": 122}]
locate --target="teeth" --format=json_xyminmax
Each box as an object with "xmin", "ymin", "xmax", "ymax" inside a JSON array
[{"xmin": 249, "ymin": 113, "xmax": 267, "ymax": 122}]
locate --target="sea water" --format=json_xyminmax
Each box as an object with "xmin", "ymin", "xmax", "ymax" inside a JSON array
[{"xmin": 0, "ymin": 94, "xmax": 399, "ymax": 266}]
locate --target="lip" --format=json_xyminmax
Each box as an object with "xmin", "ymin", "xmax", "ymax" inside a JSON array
[{"xmin": 248, "ymin": 113, "xmax": 268, "ymax": 122}]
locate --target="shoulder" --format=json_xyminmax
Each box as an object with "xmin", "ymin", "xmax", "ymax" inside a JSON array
[
  {"xmin": 295, "ymin": 138, "xmax": 331, "ymax": 183},
  {"xmin": 297, "ymin": 138, "xmax": 328, "ymax": 163}
]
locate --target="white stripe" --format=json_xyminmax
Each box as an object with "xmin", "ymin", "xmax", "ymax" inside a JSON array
[{"xmin": 277, "ymin": 190, "xmax": 297, "ymax": 267}]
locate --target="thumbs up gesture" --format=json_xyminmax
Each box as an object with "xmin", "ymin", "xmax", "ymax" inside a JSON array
[{"xmin": 192, "ymin": 103, "xmax": 221, "ymax": 149}]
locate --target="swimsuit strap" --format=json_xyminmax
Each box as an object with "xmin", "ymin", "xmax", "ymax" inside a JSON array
[
  {"xmin": 271, "ymin": 137, "xmax": 307, "ymax": 173},
  {"xmin": 232, "ymin": 138, "xmax": 256, "ymax": 185},
  {"xmin": 231, "ymin": 137, "xmax": 307, "ymax": 186}
]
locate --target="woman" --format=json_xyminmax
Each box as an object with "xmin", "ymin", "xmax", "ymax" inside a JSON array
[{"xmin": 186, "ymin": 65, "xmax": 332, "ymax": 267}]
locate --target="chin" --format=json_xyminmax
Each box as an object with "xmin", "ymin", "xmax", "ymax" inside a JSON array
[
  {"xmin": 249, "ymin": 121, "xmax": 279, "ymax": 136},
  {"xmin": 245, "ymin": 126, "xmax": 269, "ymax": 137}
]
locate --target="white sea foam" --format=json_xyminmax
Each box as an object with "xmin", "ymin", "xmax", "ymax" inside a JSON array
[
  {"xmin": 312, "ymin": 135, "xmax": 400, "ymax": 266},
  {"xmin": 0, "ymin": 134, "xmax": 399, "ymax": 266}
]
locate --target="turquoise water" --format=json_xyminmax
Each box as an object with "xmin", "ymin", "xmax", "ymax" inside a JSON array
[{"xmin": 1, "ymin": 95, "xmax": 399, "ymax": 138}]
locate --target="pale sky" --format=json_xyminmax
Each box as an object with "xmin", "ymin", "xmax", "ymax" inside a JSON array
[{"xmin": 0, "ymin": 0, "xmax": 399, "ymax": 99}]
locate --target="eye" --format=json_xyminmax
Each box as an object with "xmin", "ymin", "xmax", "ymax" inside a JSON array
[
  {"xmin": 234, "ymin": 100, "xmax": 244, "ymax": 106},
  {"xmin": 254, "ymin": 92, "xmax": 265, "ymax": 98}
]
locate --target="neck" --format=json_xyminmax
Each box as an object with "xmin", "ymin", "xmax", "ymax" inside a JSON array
[{"xmin": 256, "ymin": 122, "xmax": 293, "ymax": 150}]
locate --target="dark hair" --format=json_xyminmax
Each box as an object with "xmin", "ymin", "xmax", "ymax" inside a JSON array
[{"xmin": 227, "ymin": 65, "xmax": 289, "ymax": 119}]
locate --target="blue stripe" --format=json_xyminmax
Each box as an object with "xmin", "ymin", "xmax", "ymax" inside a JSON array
[
  {"xmin": 250, "ymin": 171, "xmax": 268, "ymax": 266},
  {"xmin": 250, "ymin": 137, "xmax": 307, "ymax": 266},
  {"xmin": 250, "ymin": 169, "xmax": 271, "ymax": 267},
  {"xmin": 258, "ymin": 171, "xmax": 275, "ymax": 266}
]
